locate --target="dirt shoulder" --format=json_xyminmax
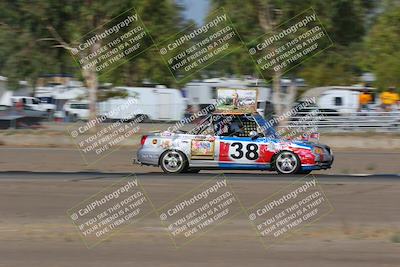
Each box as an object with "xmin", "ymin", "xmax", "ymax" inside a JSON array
[{"xmin": 1, "ymin": 122, "xmax": 400, "ymax": 150}]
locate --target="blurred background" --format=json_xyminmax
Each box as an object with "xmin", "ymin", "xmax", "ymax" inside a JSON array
[
  {"xmin": 0, "ymin": 0, "xmax": 400, "ymax": 126},
  {"xmin": 0, "ymin": 0, "xmax": 399, "ymax": 174},
  {"xmin": 0, "ymin": 2, "xmax": 400, "ymax": 267}
]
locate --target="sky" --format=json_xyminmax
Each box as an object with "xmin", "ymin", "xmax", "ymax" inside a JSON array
[{"xmin": 178, "ymin": 0, "xmax": 210, "ymax": 25}]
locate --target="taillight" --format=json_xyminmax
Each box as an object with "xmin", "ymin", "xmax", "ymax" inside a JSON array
[{"xmin": 140, "ymin": 135, "xmax": 148, "ymax": 146}]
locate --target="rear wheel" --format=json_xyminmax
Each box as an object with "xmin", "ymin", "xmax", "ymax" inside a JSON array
[
  {"xmin": 273, "ymin": 151, "xmax": 301, "ymax": 174},
  {"xmin": 160, "ymin": 150, "xmax": 188, "ymax": 173}
]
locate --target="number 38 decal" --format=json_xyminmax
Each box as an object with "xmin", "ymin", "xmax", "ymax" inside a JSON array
[
  {"xmin": 230, "ymin": 142, "xmax": 259, "ymax": 160},
  {"xmin": 219, "ymin": 141, "xmax": 271, "ymax": 163}
]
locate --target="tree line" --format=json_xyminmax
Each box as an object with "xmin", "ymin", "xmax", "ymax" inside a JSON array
[{"xmin": 0, "ymin": 0, "xmax": 399, "ymax": 91}]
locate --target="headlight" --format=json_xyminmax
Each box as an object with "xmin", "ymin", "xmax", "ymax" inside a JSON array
[{"xmin": 314, "ymin": 147, "xmax": 323, "ymax": 154}]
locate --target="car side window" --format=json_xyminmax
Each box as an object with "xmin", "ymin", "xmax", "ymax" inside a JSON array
[
  {"xmin": 200, "ymin": 124, "xmax": 215, "ymax": 135},
  {"xmin": 190, "ymin": 116, "xmax": 215, "ymax": 136},
  {"xmin": 213, "ymin": 116, "xmax": 231, "ymax": 136}
]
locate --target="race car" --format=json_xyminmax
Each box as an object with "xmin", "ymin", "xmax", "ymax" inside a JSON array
[{"xmin": 133, "ymin": 112, "xmax": 333, "ymax": 174}]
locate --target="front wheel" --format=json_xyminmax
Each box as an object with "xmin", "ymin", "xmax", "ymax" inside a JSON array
[
  {"xmin": 273, "ymin": 151, "xmax": 301, "ymax": 174},
  {"xmin": 160, "ymin": 150, "xmax": 188, "ymax": 173}
]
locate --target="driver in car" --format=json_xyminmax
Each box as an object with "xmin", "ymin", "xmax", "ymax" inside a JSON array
[
  {"xmin": 214, "ymin": 116, "xmax": 246, "ymax": 137},
  {"xmin": 227, "ymin": 117, "xmax": 245, "ymax": 136}
]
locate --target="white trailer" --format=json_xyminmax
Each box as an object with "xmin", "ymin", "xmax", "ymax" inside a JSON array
[
  {"xmin": 301, "ymin": 86, "xmax": 379, "ymax": 114},
  {"xmin": 35, "ymin": 85, "xmax": 86, "ymax": 112},
  {"xmin": 98, "ymin": 86, "xmax": 186, "ymax": 121},
  {"xmin": 0, "ymin": 76, "xmax": 6, "ymax": 100}
]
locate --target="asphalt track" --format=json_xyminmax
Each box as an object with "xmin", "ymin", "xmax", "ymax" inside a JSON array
[
  {"xmin": 0, "ymin": 146, "xmax": 399, "ymax": 267},
  {"xmin": 0, "ymin": 170, "xmax": 399, "ymax": 182},
  {"xmin": 1, "ymin": 147, "xmax": 400, "ymax": 174},
  {"xmin": 1, "ymin": 170, "xmax": 400, "ymax": 267}
]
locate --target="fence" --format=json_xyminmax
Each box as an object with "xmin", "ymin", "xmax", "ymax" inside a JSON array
[{"xmin": 280, "ymin": 111, "xmax": 400, "ymax": 132}]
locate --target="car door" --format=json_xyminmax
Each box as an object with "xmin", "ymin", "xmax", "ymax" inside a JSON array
[
  {"xmin": 186, "ymin": 116, "xmax": 220, "ymax": 168},
  {"xmin": 217, "ymin": 136, "xmax": 272, "ymax": 169}
]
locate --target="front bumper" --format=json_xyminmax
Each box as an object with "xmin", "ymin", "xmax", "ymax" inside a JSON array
[
  {"xmin": 303, "ymin": 145, "xmax": 334, "ymax": 171},
  {"xmin": 302, "ymin": 155, "xmax": 334, "ymax": 171}
]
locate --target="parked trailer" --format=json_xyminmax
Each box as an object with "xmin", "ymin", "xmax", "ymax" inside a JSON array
[
  {"xmin": 35, "ymin": 84, "xmax": 86, "ymax": 112},
  {"xmin": 98, "ymin": 86, "xmax": 186, "ymax": 121},
  {"xmin": 0, "ymin": 76, "xmax": 6, "ymax": 104},
  {"xmin": 301, "ymin": 86, "xmax": 379, "ymax": 114}
]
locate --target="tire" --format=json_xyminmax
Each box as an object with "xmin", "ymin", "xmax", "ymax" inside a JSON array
[
  {"xmin": 273, "ymin": 151, "xmax": 301, "ymax": 174},
  {"xmin": 160, "ymin": 150, "xmax": 188, "ymax": 174}
]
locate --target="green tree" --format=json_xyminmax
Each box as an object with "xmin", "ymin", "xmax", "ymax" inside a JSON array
[
  {"xmin": 102, "ymin": 0, "xmax": 184, "ymax": 87},
  {"xmin": 330, "ymin": 0, "xmax": 365, "ymax": 46},
  {"xmin": 363, "ymin": 4, "xmax": 400, "ymax": 89},
  {"xmin": 0, "ymin": 0, "xmax": 185, "ymax": 120},
  {"xmin": 0, "ymin": 1, "xmax": 77, "ymax": 89},
  {"xmin": 299, "ymin": 46, "xmax": 361, "ymax": 87}
]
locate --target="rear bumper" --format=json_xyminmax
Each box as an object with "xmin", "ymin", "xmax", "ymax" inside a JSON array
[{"xmin": 134, "ymin": 147, "xmax": 162, "ymax": 166}]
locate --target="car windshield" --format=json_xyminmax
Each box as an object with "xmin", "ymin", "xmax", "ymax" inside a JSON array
[{"xmin": 252, "ymin": 113, "xmax": 280, "ymax": 139}]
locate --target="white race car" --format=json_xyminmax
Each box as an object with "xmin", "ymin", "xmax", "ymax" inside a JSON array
[{"xmin": 134, "ymin": 112, "xmax": 333, "ymax": 174}]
